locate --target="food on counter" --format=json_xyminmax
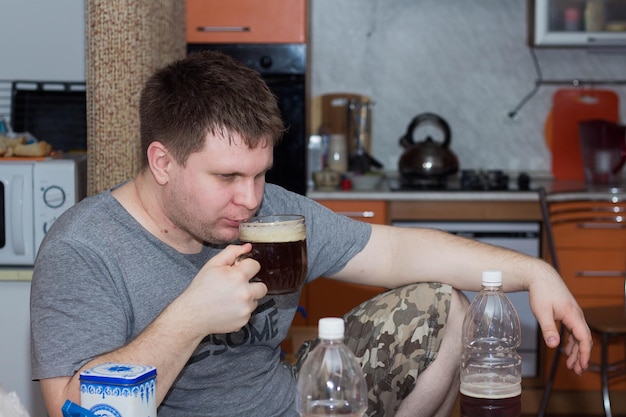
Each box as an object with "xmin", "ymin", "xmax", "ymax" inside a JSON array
[
  {"xmin": 14, "ymin": 141, "xmax": 53, "ymax": 157},
  {"xmin": 0, "ymin": 134, "xmax": 26, "ymax": 156},
  {"xmin": 313, "ymin": 168, "xmax": 341, "ymax": 190},
  {"xmin": 348, "ymin": 171, "xmax": 384, "ymax": 191},
  {"xmin": 0, "ymin": 134, "xmax": 52, "ymax": 157}
]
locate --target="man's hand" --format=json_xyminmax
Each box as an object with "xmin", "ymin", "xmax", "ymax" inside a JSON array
[
  {"xmin": 529, "ymin": 270, "xmax": 592, "ymax": 375},
  {"xmin": 176, "ymin": 243, "xmax": 268, "ymax": 335}
]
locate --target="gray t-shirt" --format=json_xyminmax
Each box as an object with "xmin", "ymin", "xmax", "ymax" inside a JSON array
[{"xmin": 30, "ymin": 183, "xmax": 371, "ymax": 417}]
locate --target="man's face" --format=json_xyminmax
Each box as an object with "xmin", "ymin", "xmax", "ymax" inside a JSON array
[{"xmin": 163, "ymin": 132, "xmax": 273, "ymax": 245}]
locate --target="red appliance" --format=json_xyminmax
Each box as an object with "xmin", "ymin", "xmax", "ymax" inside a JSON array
[{"xmin": 547, "ymin": 88, "xmax": 620, "ymax": 180}]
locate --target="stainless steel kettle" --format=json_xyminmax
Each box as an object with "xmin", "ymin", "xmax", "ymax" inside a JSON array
[
  {"xmin": 398, "ymin": 113, "xmax": 459, "ymax": 187},
  {"xmin": 346, "ymin": 98, "xmax": 383, "ymax": 173}
]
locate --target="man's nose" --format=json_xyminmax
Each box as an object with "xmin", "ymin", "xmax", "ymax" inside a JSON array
[{"xmin": 235, "ymin": 179, "xmax": 261, "ymax": 209}]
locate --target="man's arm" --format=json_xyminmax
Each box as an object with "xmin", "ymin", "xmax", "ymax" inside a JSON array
[
  {"xmin": 39, "ymin": 244, "xmax": 267, "ymax": 417},
  {"xmin": 332, "ymin": 224, "xmax": 592, "ymax": 374}
]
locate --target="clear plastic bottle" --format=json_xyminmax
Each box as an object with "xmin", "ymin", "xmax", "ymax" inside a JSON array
[
  {"xmin": 460, "ymin": 271, "xmax": 522, "ymax": 417},
  {"xmin": 296, "ymin": 317, "xmax": 368, "ymax": 417}
]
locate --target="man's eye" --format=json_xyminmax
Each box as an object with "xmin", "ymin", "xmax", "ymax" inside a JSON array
[{"xmin": 218, "ymin": 174, "xmax": 235, "ymax": 180}]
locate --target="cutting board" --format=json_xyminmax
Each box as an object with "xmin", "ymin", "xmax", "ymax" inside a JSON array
[{"xmin": 549, "ymin": 88, "xmax": 620, "ymax": 180}]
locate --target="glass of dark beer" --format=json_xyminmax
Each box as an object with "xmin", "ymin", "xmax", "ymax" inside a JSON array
[{"xmin": 239, "ymin": 215, "xmax": 308, "ymax": 295}]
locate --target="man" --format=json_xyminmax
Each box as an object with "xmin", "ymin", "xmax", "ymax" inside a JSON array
[{"xmin": 31, "ymin": 50, "xmax": 591, "ymax": 417}]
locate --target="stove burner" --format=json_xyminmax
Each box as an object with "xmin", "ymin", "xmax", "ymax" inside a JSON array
[
  {"xmin": 460, "ymin": 170, "xmax": 509, "ymax": 191},
  {"xmin": 394, "ymin": 169, "xmax": 518, "ymax": 191},
  {"xmin": 400, "ymin": 174, "xmax": 448, "ymax": 190}
]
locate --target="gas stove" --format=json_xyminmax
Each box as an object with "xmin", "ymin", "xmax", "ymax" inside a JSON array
[{"xmin": 390, "ymin": 170, "xmax": 531, "ymax": 191}]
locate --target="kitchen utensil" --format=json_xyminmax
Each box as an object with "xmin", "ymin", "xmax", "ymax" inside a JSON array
[
  {"xmin": 549, "ymin": 88, "xmax": 620, "ymax": 180},
  {"xmin": 398, "ymin": 113, "xmax": 459, "ymax": 188},
  {"xmin": 326, "ymin": 133, "xmax": 348, "ymax": 173},
  {"xmin": 579, "ymin": 119, "xmax": 626, "ymax": 186},
  {"xmin": 347, "ymin": 171, "xmax": 384, "ymax": 191},
  {"xmin": 346, "ymin": 98, "xmax": 374, "ymax": 170},
  {"xmin": 320, "ymin": 93, "xmax": 368, "ymax": 137},
  {"xmin": 239, "ymin": 215, "xmax": 307, "ymax": 295},
  {"xmin": 319, "ymin": 93, "xmax": 383, "ymax": 173},
  {"xmin": 313, "ymin": 167, "xmax": 341, "ymax": 190}
]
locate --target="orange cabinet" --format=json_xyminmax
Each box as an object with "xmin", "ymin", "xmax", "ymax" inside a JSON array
[
  {"xmin": 301, "ymin": 200, "xmax": 388, "ymax": 325},
  {"xmin": 187, "ymin": 0, "xmax": 307, "ymax": 43},
  {"xmin": 545, "ymin": 200, "xmax": 626, "ymax": 391}
]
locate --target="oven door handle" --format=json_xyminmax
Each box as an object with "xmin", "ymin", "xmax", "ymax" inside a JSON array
[
  {"xmin": 196, "ymin": 26, "xmax": 251, "ymax": 33},
  {"xmin": 336, "ymin": 211, "xmax": 375, "ymax": 219},
  {"xmin": 578, "ymin": 222, "xmax": 626, "ymax": 230},
  {"xmin": 575, "ymin": 270, "xmax": 626, "ymax": 277},
  {"xmin": 11, "ymin": 175, "xmax": 26, "ymax": 255}
]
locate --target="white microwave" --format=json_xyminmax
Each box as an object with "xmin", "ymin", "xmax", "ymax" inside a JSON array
[{"xmin": 0, "ymin": 155, "xmax": 87, "ymax": 266}]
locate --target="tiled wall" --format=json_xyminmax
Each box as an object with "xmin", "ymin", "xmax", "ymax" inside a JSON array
[{"xmin": 309, "ymin": 0, "xmax": 626, "ymax": 175}]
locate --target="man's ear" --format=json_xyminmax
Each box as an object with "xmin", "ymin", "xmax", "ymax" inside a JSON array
[{"xmin": 147, "ymin": 141, "xmax": 172, "ymax": 185}]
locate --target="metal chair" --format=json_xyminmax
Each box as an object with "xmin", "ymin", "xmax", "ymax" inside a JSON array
[{"xmin": 537, "ymin": 188, "xmax": 626, "ymax": 417}]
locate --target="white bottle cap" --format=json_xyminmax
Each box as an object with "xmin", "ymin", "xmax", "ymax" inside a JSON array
[
  {"xmin": 482, "ymin": 270, "xmax": 503, "ymax": 286},
  {"xmin": 318, "ymin": 317, "xmax": 345, "ymax": 340}
]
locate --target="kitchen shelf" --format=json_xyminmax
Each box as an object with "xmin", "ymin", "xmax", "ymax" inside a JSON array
[
  {"xmin": 537, "ymin": 78, "xmax": 626, "ymax": 85},
  {"xmin": 529, "ymin": 0, "xmax": 626, "ymax": 47}
]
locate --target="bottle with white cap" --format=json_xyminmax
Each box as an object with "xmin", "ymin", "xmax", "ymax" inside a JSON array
[
  {"xmin": 460, "ymin": 271, "xmax": 522, "ymax": 417},
  {"xmin": 295, "ymin": 317, "xmax": 368, "ymax": 416}
]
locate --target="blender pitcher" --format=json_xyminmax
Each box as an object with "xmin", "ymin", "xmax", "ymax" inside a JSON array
[
  {"xmin": 346, "ymin": 98, "xmax": 374, "ymax": 173},
  {"xmin": 579, "ymin": 119, "xmax": 626, "ymax": 186}
]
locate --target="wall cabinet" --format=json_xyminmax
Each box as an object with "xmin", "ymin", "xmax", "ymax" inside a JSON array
[
  {"xmin": 544, "ymin": 200, "xmax": 626, "ymax": 391},
  {"xmin": 186, "ymin": 0, "xmax": 306, "ymax": 44},
  {"xmin": 528, "ymin": 0, "xmax": 626, "ymax": 47}
]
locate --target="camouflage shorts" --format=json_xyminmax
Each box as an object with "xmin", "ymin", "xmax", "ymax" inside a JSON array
[{"xmin": 291, "ymin": 282, "xmax": 452, "ymax": 417}]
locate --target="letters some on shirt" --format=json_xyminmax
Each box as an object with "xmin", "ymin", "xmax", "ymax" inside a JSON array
[{"xmin": 187, "ymin": 299, "xmax": 280, "ymax": 364}]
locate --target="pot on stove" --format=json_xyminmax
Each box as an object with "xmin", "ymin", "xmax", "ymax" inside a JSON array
[{"xmin": 398, "ymin": 113, "xmax": 459, "ymax": 188}]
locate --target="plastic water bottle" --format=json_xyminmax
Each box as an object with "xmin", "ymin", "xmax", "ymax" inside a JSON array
[
  {"xmin": 460, "ymin": 271, "xmax": 522, "ymax": 417},
  {"xmin": 296, "ymin": 317, "xmax": 368, "ymax": 416}
]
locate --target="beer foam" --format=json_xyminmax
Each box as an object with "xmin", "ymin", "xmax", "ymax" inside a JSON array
[
  {"xmin": 460, "ymin": 381, "xmax": 521, "ymax": 399},
  {"xmin": 240, "ymin": 218, "xmax": 306, "ymax": 243}
]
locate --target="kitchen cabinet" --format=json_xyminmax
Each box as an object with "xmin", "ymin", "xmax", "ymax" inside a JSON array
[
  {"xmin": 528, "ymin": 0, "xmax": 626, "ymax": 47},
  {"xmin": 299, "ymin": 197, "xmax": 542, "ymax": 323},
  {"xmin": 0, "ymin": 1, "xmax": 85, "ymax": 82},
  {"xmin": 186, "ymin": 0, "xmax": 307, "ymax": 44},
  {"xmin": 296, "ymin": 191, "xmax": 626, "ymax": 413},
  {"xmin": 300, "ymin": 200, "xmax": 388, "ymax": 325},
  {"xmin": 544, "ymin": 200, "xmax": 626, "ymax": 391},
  {"xmin": 389, "ymin": 199, "xmax": 541, "ymax": 222}
]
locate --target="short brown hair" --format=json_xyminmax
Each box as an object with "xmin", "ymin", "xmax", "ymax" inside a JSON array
[{"xmin": 139, "ymin": 50, "xmax": 285, "ymax": 167}]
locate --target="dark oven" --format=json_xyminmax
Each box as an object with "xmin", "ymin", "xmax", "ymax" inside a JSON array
[{"xmin": 187, "ymin": 43, "xmax": 307, "ymax": 195}]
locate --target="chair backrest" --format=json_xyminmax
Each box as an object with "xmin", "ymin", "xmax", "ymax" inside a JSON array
[
  {"xmin": 538, "ymin": 188, "xmax": 561, "ymax": 274},
  {"xmin": 538, "ymin": 188, "xmax": 626, "ymax": 305}
]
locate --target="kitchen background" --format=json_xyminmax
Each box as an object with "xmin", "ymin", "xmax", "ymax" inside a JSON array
[
  {"xmin": 1, "ymin": 1, "xmax": 626, "ymax": 414},
  {"xmin": 2, "ymin": 0, "xmax": 626, "ymax": 176},
  {"xmin": 309, "ymin": 0, "xmax": 626, "ymax": 175}
]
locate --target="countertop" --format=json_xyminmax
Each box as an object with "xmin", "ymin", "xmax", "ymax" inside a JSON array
[
  {"xmin": 0, "ymin": 268, "xmax": 33, "ymax": 282},
  {"xmin": 3, "ymin": 173, "xmax": 626, "ymax": 283},
  {"xmin": 307, "ymin": 172, "xmax": 626, "ymax": 202}
]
